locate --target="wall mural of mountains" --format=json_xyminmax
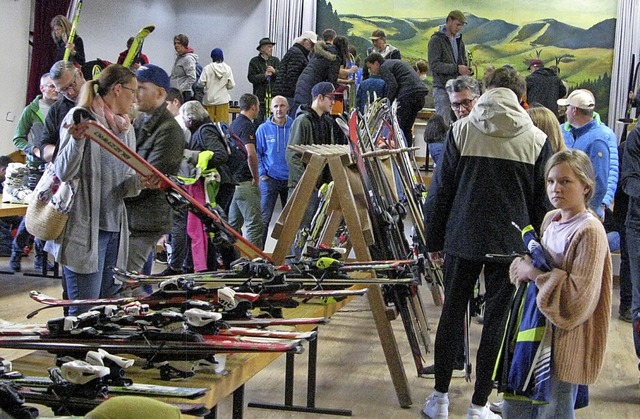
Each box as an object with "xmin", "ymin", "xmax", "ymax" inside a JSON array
[{"xmin": 317, "ymin": 0, "xmax": 617, "ymax": 120}]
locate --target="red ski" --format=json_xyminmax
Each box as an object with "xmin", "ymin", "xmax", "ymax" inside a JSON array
[{"xmin": 73, "ymin": 109, "xmax": 268, "ymax": 261}]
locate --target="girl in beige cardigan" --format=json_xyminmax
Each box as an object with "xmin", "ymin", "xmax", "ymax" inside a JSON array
[{"xmin": 504, "ymin": 149, "xmax": 612, "ymax": 418}]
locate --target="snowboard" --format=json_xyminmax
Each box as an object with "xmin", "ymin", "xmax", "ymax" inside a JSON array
[
  {"xmin": 122, "ymin": 25, "xmax": 155, "ymax": 68},
  {"xmin": 72, "ymin": 108, "xmax": 268, "ymax": 261}
]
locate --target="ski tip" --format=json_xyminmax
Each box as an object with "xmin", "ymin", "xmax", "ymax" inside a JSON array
[{"xmin": 144, "ymin": 25, "xmax": 156, "ymax": 33}]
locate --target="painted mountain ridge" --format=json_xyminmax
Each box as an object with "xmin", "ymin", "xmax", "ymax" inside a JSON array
[{"xmin": 341, "ymin": 13, "xmax": 615, "ymax": 50}]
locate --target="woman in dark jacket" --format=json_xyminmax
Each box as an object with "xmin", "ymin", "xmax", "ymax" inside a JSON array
[
  {"xmin": 51, "ymin": 15, "xmax": 85, "ymax": 65},
  {"xmin": 290, "ymin": 36, "xmax": 350, "ymax": 117}
]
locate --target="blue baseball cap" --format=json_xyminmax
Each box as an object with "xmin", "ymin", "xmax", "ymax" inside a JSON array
[
  {"xmin": 136, "ymin": 64, "xmax": 171, "ymax": 91},
  {"xmin": 311, "ymin": 82, "xmax": 335, "ymax": 98}
]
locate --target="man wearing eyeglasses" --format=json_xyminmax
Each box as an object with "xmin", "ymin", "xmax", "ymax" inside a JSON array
[
  {"xmin": 9, "ymin": 72, "xmax": 59, "ymax": 272},
  {"xmin": 37, "ymin": 60, "xmax": 87, "ymax": 163},
  {"xmin": 446, "ymin": 75, "xmax": 481, "ymax": 121}
]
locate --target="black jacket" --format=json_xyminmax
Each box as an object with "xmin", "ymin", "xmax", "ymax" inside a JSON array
[
  {"xmin": 293, "ymin": 41, "xmax": 340, "ymax": 109},
  {"xmin": 379, "ymin": 59, "xmax": 428, "ymax": 101},
  {"xmin": 526, "ymin": 68, "xmax": 567, "ymax": 116},
  {"xmin": 273, "ymin": 43, "xmax": 310, "ymax": 98},
  {"xmin": 247, "ymin": 54, "xmax": 280, "ymax": 104},
  {"xmin": 125, "ymin": 105, "xmax": 184, "ymax": 234}
]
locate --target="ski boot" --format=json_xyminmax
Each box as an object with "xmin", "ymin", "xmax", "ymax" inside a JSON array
[{"xmin": 0, "ymin": 382, "xmax": 39, "ymax": 419}]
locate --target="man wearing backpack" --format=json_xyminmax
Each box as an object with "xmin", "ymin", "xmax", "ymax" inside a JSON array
[{"xmin": 228, "ymin": 93, "xmax": 264, "ymax": 249}]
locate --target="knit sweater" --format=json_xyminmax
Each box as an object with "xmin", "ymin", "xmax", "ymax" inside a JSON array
[{"xmin": 532, "ymin": 209, "xmax": 612, "ymax": 385}]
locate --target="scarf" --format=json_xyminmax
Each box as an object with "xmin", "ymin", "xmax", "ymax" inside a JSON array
[{"xmin": 90, "ymin": 93, "xmax": 131, "ymax": 135}]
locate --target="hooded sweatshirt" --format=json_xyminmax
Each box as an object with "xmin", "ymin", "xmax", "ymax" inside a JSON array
[
  {"xmin": 199, "ymin": 61, "xmax": 235, "ymax": 106},
  {"xmin": 424, "ymin": 88, "xmax": 553, "ymax": 259},
  {"xmin": 255, "ymin": 115, "xmax": 293, "ymax": 181},
  {"xmin": 170, "ymin": 48, "xmax": 198, "ymax": 94}
]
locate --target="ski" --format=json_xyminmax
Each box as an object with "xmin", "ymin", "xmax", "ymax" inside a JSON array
[
  {"xmin": 0, "ymin": 321, "xmax": 316, "ymax": 341},
  {"xmin": 0, "ymin": 334, "xmax": 304, "ymax": 360},
  {"xmin": 4, "ymin": 377, "xmax": 208, "ymax": 399},
  {"xmin": 62, "ymin": 0, "xmax": 83, "ymax": 61},
  {"xmin": 73, "ymin": 109, "xmax": 268, "ymax": 261},
  {"xmin": 122, "ymin": 25, "xmax": 155, "ymax": 68}
]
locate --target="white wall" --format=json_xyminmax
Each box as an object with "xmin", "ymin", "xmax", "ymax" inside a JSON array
[
  {"xmin": 0, "ymin": 0, "xmax": 267, "ymax": 156},
  {"xmin": 0, "ymin": 0, "xmax": 32, "ymax": 156},
  {"xmin": 80, "ymin": 0, "xmax": 266, "ymax": 100}
]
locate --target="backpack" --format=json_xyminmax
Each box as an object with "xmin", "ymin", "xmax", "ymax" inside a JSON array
[
  {"xmin": 192, "ymin": 61, "xmax": 204, "ymax": 102},
  {"xmin": 215, "ymin": 121, "xmax": 248, "ymax": 180}
]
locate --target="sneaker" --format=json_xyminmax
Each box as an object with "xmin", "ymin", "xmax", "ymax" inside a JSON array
[
  {"xmin": 152, "ymin": 267, "xmax": 183, "ymax": 277},
  {"xmin": 619, "ymin": 307, "xmax": 633, "ymax": 323},
  {"xmin": 489, "ymin": 400, "xmax": 503, "ymax": 414},
  {"xmin": 34, "ymin": 257, "xmax": 55, "ymax": 271},
  {"xmin": 423, "ymin": 364, "xmax": 466, "ymax": 378},
  {"xmin": 9, "ymin": 252, "xmax": 21, "ymax": 272},
  {"xmin": 467, "ymin": 403, "xmax": 501, "ymax": 419},
  {"xmin": 422, "ymin": 392, "xmax": 449, "ymax": 418}
]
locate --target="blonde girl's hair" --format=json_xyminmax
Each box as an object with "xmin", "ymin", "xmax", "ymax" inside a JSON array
[
  {"xmin": 544, "ymin": 149, "xmax": 596, "ymax": 205},
  {"xmin": 50, "ymin": 15, "xmax": 72, "ymax": 43},
  {"xmin": 527, "ymin": 106, "xmax": 567, "ymax": 153},
  {"xmin": 77, "ymin": 64, "xmax": 136, "ymax": 109}
]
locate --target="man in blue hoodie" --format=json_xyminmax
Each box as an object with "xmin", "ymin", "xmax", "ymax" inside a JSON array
[{"xmin": 255, "ymin": 95, "xmax": 292, "ymax": 246}]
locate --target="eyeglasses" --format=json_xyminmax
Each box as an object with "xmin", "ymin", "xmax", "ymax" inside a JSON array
[
  {"xmin": 450, "ymin": 97, "xmax": 477, "ymax": 110},
  {"xmin": 44, "ymin": 84, "xmax": 56, "ymax": 90},
  {"xmin": 120, "ymin": 85, "xmax": 137, "ymax": 94},
  {"xmin": 56, "ymin": 71, "xmax": 79, "ymax": 94}
]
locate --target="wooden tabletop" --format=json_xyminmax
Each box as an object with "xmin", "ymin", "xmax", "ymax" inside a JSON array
[{"xmin": 0, "ymin": 202, "xmax": 28, "ymax": 217}]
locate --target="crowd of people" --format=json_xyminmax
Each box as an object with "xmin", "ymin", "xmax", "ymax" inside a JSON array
[{"xmin": 4, "ymin": 7, "xmax": 637, "ymax": 419}]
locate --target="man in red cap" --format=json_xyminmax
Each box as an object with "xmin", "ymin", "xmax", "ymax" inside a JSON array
[{"xmin": 248, "ymin": 37, "xmax": 280, "ymax": 124}]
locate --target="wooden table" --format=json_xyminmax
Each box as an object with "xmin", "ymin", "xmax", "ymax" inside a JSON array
[
  {"xmin": 0, "ymin": 202, "xmax": 28, "ymax": 217},
  {"xmin": 9, "ymin": 297, "xmax": 356, "ymax": 418}
]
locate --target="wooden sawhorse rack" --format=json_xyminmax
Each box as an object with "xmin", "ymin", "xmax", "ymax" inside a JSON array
[{"xmin": 270, "ymin": 145, "xmax": 413, "ymax": 408}]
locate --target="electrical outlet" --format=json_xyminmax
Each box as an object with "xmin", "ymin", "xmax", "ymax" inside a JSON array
[{"xmin": 5, "ymin": 112, "xmax": 15, "ymax": 122}]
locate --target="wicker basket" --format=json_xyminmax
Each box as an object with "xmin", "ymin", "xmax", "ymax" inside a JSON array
[{"xmin": 25, "ymin": 199, "xmax": 69, "ymax": 241}]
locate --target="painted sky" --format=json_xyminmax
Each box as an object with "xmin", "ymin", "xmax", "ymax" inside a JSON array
[{"xmin": 329, "ymin": 0, "xmax": 617, "ymax": 29}]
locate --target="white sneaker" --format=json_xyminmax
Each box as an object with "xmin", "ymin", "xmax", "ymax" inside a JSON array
[
  {"xmin": 489, "ymin": 399, "xmax": 503, "ymax": 414},
  {"xmin": 422, "ymin": 392, "xmax": 449, "ymax": 418},
  {"xmin": 467, "ymin": 403, "xmax": 501, "ymax": 419}
]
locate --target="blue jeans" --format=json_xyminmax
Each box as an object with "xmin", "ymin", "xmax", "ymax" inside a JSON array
[
  {"xmin": 63, "ymin": 230, "xmax": 120, "ymax": 316},
  {"xmin": 12, "ymin": 217, "xmax": 44, "ymax": 256},
  {"xmin": 433, "ymin": 87, "xmax": 454, "ymax": 126},
  {"xmin": 260, "ymin": 176, "xmax": 288, "ymax": 246},
  {"xmin": 502, "ymin": 373, "xmax": 579, "ymax": 418},
  {"xmin": 229, "ymin": 181, "xmax": 264, "ymax": 250}
]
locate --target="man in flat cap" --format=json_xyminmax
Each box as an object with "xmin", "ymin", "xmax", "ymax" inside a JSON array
[
  {"xmin": 428, "ymin": 10, "xmax": 472, "ymax": 125},
  {"xmin": 248, "ymin": 37, "xmax": 280, "ymax": 124},
  {"xmin": 363, "ymin": 29, "xmax": 401, "ymax": 80}
]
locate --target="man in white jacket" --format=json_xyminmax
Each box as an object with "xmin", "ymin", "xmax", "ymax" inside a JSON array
[{"xmin": 199, "ymin": 48, "xmax": 235, "ymax": 123}]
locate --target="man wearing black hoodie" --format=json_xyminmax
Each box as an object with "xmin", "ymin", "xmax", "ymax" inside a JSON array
[{"xmin": 526, "ymin": 59, "xmax": 567, "ymax": 117}]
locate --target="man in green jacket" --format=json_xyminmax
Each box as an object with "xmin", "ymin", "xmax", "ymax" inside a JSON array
[{"xmin": 10, "ymin": 73, "xmax": 58, "ymax": 272}]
